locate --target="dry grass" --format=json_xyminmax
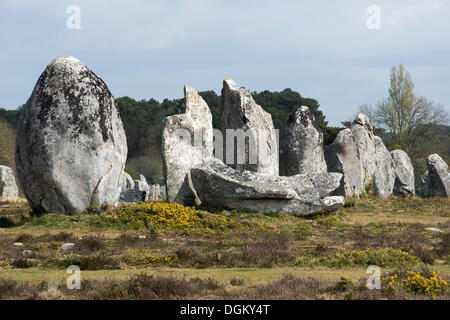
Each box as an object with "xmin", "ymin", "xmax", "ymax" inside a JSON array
[{"xmin": 0, "ymin": 195, "xmax": 448, "ymax": 300}]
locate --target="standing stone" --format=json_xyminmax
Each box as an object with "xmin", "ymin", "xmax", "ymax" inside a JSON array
[
  {"xmin": 159, "ymin": 186, "xmax": 167, "ymax": 201},
  {"xmin": 280, "ymin": 106, "xmax": 327, "ymax": 175},
  {"xmin": 324, "ymin": 128, "xmax": 363, "ymax": 196},
  {"xmin": 121, "ymin": 172, "xmax": 134, "ymax": 189},
  {"xmin": 390, "ymin": 150, "xmax": 415, "ymax": 197},
  {"xmin": 15, "ymin": 56, "xmax": 127, "ymax": 213},
  {"xmin": 325, "ymin": 114, "xmax": 393, "ymax": 197},
  {"xmin": 350, "ymin": 114, "xmax": 377, "ymax": 188},
  {"xmin": 0, "ymin": 165, "xmax": 18, "ymax": 197},
  {"xmin": 162, "ymin": 85, "xmax": 213, "ymax": 204},
  {"xmin": 135, "ymin": 175, "xmax": 150, "ymax": 201},
  {"xmin": 372, "ymin": 137, "xmax": 395, "ymax": 197},
  {"xmin": 420, "ymin": 154, "xmax": 450, "ymax": 198},
  {"xmin": 221, "ymin": 79, "xmax": 278, "ymax": 175}
]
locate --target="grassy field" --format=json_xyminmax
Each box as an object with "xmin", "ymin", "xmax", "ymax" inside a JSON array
[{"xmin": 0, "ymin": 195, "xmax": 448, "ymax": 300}]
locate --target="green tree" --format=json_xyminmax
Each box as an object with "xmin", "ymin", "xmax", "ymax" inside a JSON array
[{"xmin": 369, "ymin": 64, "xmax": 447, "ymax": 155}]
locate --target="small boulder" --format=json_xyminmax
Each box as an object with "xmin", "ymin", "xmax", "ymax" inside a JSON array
[
  {"xmin": 22, "ymin": 250, "xmax": 33, "ymax": 256},
  {"xmin": 60, "ymin": 243, "xmax": 75, "ymax": 251}
]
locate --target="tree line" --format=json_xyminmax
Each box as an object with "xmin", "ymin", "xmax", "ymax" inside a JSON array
[{"xmin": 1, "ymin": 70, "xmax": 448, "ymax": 186}]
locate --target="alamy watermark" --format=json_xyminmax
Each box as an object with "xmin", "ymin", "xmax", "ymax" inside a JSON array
[
  {"xmin": 66, "ymin": 5, "xmax": 81, "ymax": 30},
  {"xmin": 169, "ymin": 127, "xmax": 279, "ymax": 168},
  {"xmin": 366, "ymin": 265, "xmax": 381, "ymax": 290},
  {"xmin": 366, "ymin": 5, "xmax": 381, "ymax": 30}
]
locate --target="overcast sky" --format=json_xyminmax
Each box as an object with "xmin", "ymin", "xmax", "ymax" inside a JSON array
[{"xmin": 1, "ymin": 0, "xmax": 449, "ymax": 126}]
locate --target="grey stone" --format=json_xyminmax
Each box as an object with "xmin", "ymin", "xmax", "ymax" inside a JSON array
[
  {"xmin": 15, "ymin": 56, "xmax": 127, "ymax": 214},
  {"xmin": 373, "ymin": 136, "xmax": 395, "ymax": 198},
  {"xmin": 325, "ymin": 114, "xmax": 394, "ymax": 197},
  {"xmin": 221, "ymin": 79, "xmax": 278, "ymax": 175},
  {"xmin": 60, "ymin": 243, "xmax": 75, "ymax": 251},
  {"xmin": 22, "ymin": 250, "xmax": 33, "ymax": 256},
  {"xmin": 420, "ymin": 154, "xmax": 450, "ymax": 198},
  {"xmin": 159, "ymin": 186, "xmax": 167, "ymax": 201},
  {"xmin": 190, "ymin": 158, "xmax": 344, "ymax": 216},
  {"xmin": 324, "ymin": 128, "xmax": 363, "ymax": 196},
  {"xmin": 119, "ymin": 188, "xmax": 146, "ymax": 203},
  {"xmin": 135, "ymin": 176, "xmax": 150, "ymax": 201},
  {"xmin": 121, "ymin": 172, "xmax": 134, "ymax": 189},
  {"xmin": 280, "ymin": 106, "xmax": 327, "ymax": 175},
  {"xmin": 390, "ymin": 150, "xmax": 415, "ymax": 197},
  {"xmin": 13, "ymin": 242, "xmax": 23, "ymax": 247},
  {"xmin": 0, "ymin": 165, "xmax": 18, "ymax": 197},
  {"xmin": 162, "ymin": 85, "xmax": 213, "ymax": 204}
]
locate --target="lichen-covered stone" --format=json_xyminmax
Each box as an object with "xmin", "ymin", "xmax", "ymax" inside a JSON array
[
  {"xmin": 121, "ymin": 172, "xmax": 135, "ymax": 189},
  {"xmin": 325, "ymin": 114, "xmax": 394, "ymax": 197},
  {"xmin": 280, "ymin": 106, "xmax": 327, "ymax": 175},
  {"xmin": 390, "ymin": 150, "xmax": 415, "ymax": 197},
  {"xmin": 0, "ymin": 165, "xmax": 18, "ymax": 197},
  {"xmin": 15, "ymin": 56, "xmax": 127, "ymax": 213},
  {"xmin": 221, "ymin": 79, "xmax": 278, "ymax": 175},
  {"xmin": 162, "ymin": 85, "xmax": 213, "ymax": 204},
  {"xmin": 190, "ymin": 158, "xmax": 344, "ymax": 216},
  {"xmin": 420, "ymin": 154, "xmax": 450, "ymax": 198},
  {"xmin": 373, "ymin": 136, "xmax": 395, "ymax": 197},
  {"xmin": 135, "ymin": 175, "xmax": 150, "ymax": 201}
]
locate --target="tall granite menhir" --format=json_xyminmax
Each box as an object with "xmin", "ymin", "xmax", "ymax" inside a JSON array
[
  {"xmin": 16, "ymin": 56, "xmax": 128, "ymax": 214},
  {"xmin": 221, "ymin": 79, "xmax": 279, "ymax": 175},
  {"xmin": 325, "ymin": 114, "xmax": 395, "ymax": 197},
  {"xmin": 280, "ymin": 106, "xmax": 327, "ymax": 176},
  {"xmin": 162, "ymin": 85, "xmax": 214, "ymax": 204}
]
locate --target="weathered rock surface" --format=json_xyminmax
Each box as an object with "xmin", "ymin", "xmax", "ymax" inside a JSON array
[
  {"xmin": 15, "ymin": 56, "xmax": 128, "ymax": 214},
  {"xmin": 0, "ymin": 165, "xmax": 18, "ymax": 197},
  {"xmin": 119, "ymin": 188, "xmax": 146, "ymax": 203},
  {"xmin": 134, "ymin": 175, "xmax": 150, "ymax": 201},
  {"xmin": 324, "ymin": 128, "xmax": 362, "ymax": 196},
  {"xmin": 390, "ymin": 150, "xmax": 415, "ymax": 197},
  {"xmin": 325, "ymin": 114, "xmax": 394, "ymax": 197},
  {"xmin": 280, "ymin": 106, "xmax": 327, "ymax": 175},
  {"xmin": 190, "ymin": 158, "xmax": 344, "ymax": 216},
  {"xmin": 221, "ymin": 79, "xmax": 278, "ymax": 175},
  {"xmin": 373, "ymin": 136, "xmax": 395, "ymax": 197},
  {"xmin": 121, "ymin": 172, "xmax": 134, "ymax": 189},
  {"xmin": 162, "ymin": 85, "xmax": 213, "ymax": 204},
  {"xmin": 420, "ymin": 154, "xmax": 450, "ymax": 198}
]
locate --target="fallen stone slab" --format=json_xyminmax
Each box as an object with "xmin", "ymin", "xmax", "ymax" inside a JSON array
[{"xmin": 190, "ymin": 158, "xmax": 344, "ymax": 216}]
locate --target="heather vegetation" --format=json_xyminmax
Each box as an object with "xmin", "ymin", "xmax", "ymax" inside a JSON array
[{"xmin": 0, "ymin": 195, "xmax": 448, "ymax": 300}]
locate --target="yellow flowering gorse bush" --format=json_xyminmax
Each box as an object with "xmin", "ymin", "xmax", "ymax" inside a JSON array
[
  {"xmin": 118, "ymin": 202, "xmax": 202, "ymax": 228},
  {"xmin": 126, "ymin": 248, "xmax": 178, "ymax": 266},
  {"xmin": 386, "ymin": 271, "xmax": 448, "ymax": 298}
]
